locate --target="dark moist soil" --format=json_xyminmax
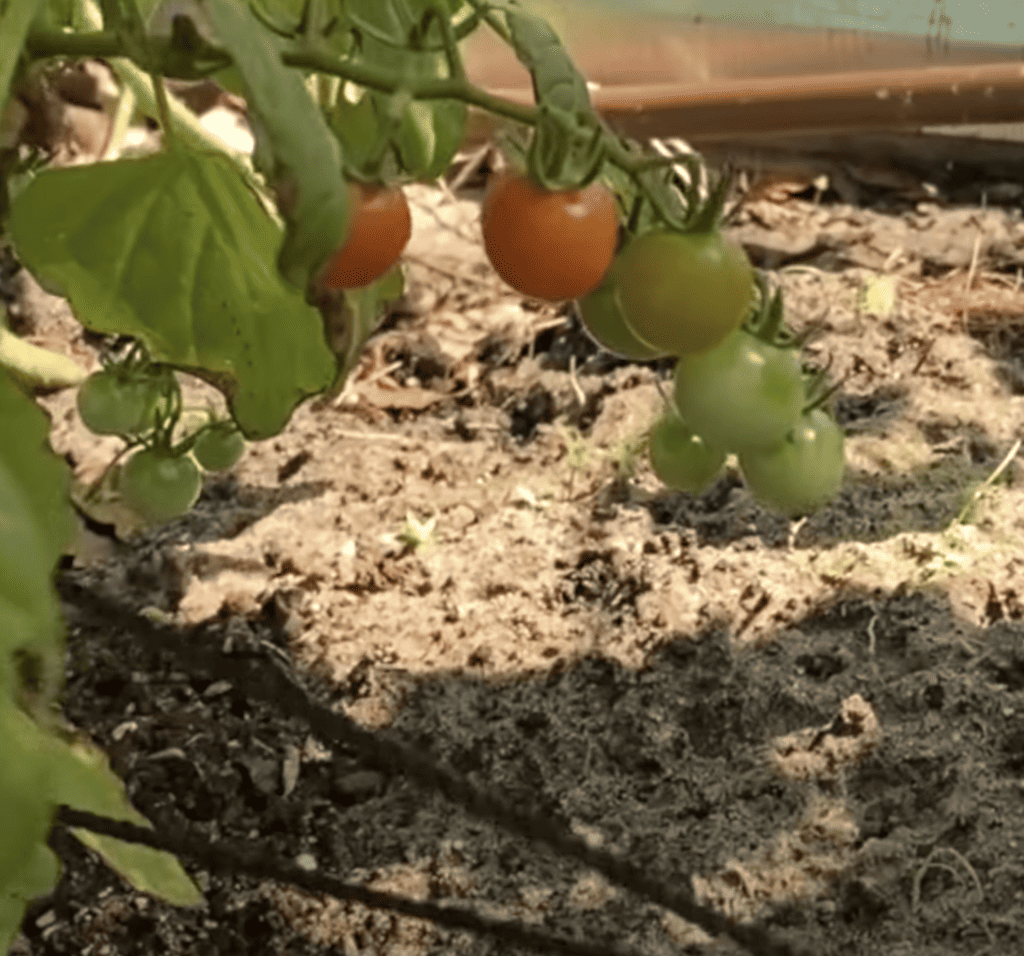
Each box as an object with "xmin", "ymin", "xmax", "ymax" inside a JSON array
[{"xmin": 9, "ymin": 168, "xmax": 1024, "ymax": 956}]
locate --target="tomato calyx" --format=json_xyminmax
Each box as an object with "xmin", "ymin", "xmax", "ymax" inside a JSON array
[
  {"xmin": 737, "ymin": 272, "xmax": 795, "ymax": 347},
  {"xmin": 623, "ymin": 153, "xmax": 735, "ymax": 238}
]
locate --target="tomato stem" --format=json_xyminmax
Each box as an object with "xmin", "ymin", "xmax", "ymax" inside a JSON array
[
  {"xmin": 801, "ymin": 364, "xmax": 846, "ymax": 415},
  {"xmin": 149, "ymin": 71, "xmax": 178, "ymax": 153},
  {"xmin": 25, "ymin": 20, "xmax": 716, "ymax": 193},
  {"xmin": 465, "ymin": 0, "xmax": 514, "ymax": 47},
  {"xmin": 419, "ymin": 3, "xmax": 467, "ymax": 82},
  {"xmin": 81, "ymin": 441, "xmax": 136, "ymax": 504}
]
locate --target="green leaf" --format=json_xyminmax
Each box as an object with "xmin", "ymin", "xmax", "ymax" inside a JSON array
[
  {"xmin": 198, "ymin": 0, "xmax": 350, "ymax": 288},
  {"xmin": 5, "ymin": 840, "xmax": 61, "ymax": 901},
  {"xmin": 339, "ymin": 1, "xmax": 468, "ymax": 181},
  {"xmin": 9, "ymin": 149, "xmax": 336, "ymax": 438},
  {"xmin": 30, "ymin": 0, "xmax": 75, "ymax": 30},
  {"xmin": 0, "ymin": 0, "xmax": 44, "ymax": 114},
  {"xmin": 49, "ymin": 733, "xmax": 202, "ymax": 907},
  {"xmin": 0, "ymin": 701, "xmax": 56, "ymax": 894},
  {"xmin": 395, "ymin": 95, "xmax": 466, "ymax": 182},
  {"xmin": 0, "ymin": 369, "xmax": 72, "ymax": 702},
  {"xmin": 505, "ymin": 6, "xmax": 589, "ymax": 115},
  {"xmin": 0, "ymin": 841, "xmax": 60, "ymax": 955},
  {"xmin": 134, "ymin": 0, "xmax": 165, "ymax": 24},
  {"xmin": 327, "ymin": 83, "xmax": 386, "ymax": 176}
]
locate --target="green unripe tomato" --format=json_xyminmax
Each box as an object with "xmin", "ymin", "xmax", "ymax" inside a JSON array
[
  {"xmin": 192, "ymin": 422, "xmax": 246, "ymax": 472},
  {"xmin": 649, "ymin": 408, "xmax": 726, "ymax": 494},
  {"xmin": 76, "ymin": 369, "xmax": 160, "ymax": 437},
  {"xmin": 119, "ymin": 447, "xmax": 202, "ymax": 523},
  {"xmin": 577, "ymin": 250, "xmax": 668, "ymax": 361},
  {"xmin": 739, "ymin": 408, "xmax": 846, "ymax": 516},
  {"xmin": 614, "ymin": 229, "xmax": 754, "ymax": 356},
  {"xmin": 673, "ymin": 330, "xmax": 805, "ymax": 454}
]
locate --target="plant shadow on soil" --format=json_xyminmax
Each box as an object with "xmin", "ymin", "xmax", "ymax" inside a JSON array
[
  {"xmin": 32, "ymin": 324, "xmax": 1024, "ymax": 956},
  {"xmin": 23, "ymin": 556, "xmax": 1024, "ymax": 956}
]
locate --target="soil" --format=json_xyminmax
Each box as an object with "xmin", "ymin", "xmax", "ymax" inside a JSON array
[{"xmin": 7, "ymin": 160, "xmax": 1024, "ymax": 956}]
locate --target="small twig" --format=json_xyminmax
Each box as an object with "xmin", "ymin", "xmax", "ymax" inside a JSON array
[
  {"xmin": 911, "ymin": 338, "xmax": 934, "ymax": 375},
  {"xmin": 403, "ymin": 253, "xmax": 495, "ymax": 288},
  {"xmin": 960, "ymin": 232, "xmax": 983, "ymax": 331},
  {"xmin": 911, "ymin": 846, "xmax": 984, "ymax": 914},
  {"xmin": 951, "ymin": 438, "xmax": 1021, "ymax": 527},
  {"xmin": 434, "ymin": 175, "xmax": 460, "ymax": 206},
  {"xmin": 329, "ymin": 359, "xmax": 404, "ymax": 407},
  {"xmin": 786, "ymin": 516, "xmax": 808, "ymax": 550},
  {"xmin": 55, "ymin": 807, "xmax": 639, "ymax": 956},
  {"xmin": 652, "ymin": 375, "xmax": 672, "ymax": 409},
  {"xmin": 568, "ymin": 354, "xmax": 586, "ymax": 408},
  {"xmin": 448, "ymin": 143, "xmax": 492, "ymax": 193},
  {"xmin": 407, "ymin": 198, "xmax": 481, "ymax": 245},
  {"xmin": 881, "ymin": 246, "xmax": 903, "ymax": 272},
  {"xmin": 866, "ymin": 614, "xmax": 879, "ymax": 659},
  {"xmin": 81, "ymin": 441, "xmax": 136, "ymax": 503}
]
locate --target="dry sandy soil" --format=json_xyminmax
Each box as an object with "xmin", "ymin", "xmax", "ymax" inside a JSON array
[{"xmin": 6, "ymin": 158, "xmax": 1024, "ymax": 956}]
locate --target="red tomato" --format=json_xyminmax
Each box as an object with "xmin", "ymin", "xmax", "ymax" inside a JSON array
[
  {"xmin": 481, "ymin": 170, "xmax": 618, "ymax": 301},
  {"xmin": 318, "ymin": 182, "xmax": 411, "ymax": 289}
]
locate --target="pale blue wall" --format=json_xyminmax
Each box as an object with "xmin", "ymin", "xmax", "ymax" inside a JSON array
[{"xmin": 580, "ymin": 0, "xmax": 1024, "ymax": 47}]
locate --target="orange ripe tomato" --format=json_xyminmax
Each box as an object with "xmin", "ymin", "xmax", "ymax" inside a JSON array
[
  {"xmin": 318, "ymin": 181, "xmax": 412, "ymax": 290},
  {"xmin": 481, "ymin": 170, "xmax": 618, "ymax": 301}
]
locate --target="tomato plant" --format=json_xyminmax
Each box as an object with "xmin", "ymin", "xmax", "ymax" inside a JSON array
[
  {"xmin": 739, "ymin": 408, "xmax": 846, "ymax": 516},
  {"xmin": 6, "ymin": 3, "xmax": 855, "ymax": 947},
  {"xmin": 648, "ymin": 406, "xmax": 726, "ymax": 495},
  {"xmin": 0, "ymin": 702, "xmax": 52, "ymax": 891},
  {"xmin": 76, "ymin": 368, "xmax": 160, "ymax": 437},
  {"xmin": 318, "ymin": 181, "xmax": 411, "ymax": 290},
  {"xmin": 119, "ymin": 447, "xmax": 202, "ymax": 523},
  {"xmin": 191, "ymin": 421, "xmax": 246, "ymax": 472},
  {"xmin": 481, "ymin": 171, "xmax": 618, "ymax": 302},
  {"xmin": 673, "ymin": 328, "xmax": 805, "ymax": 453},
  {"xmin": 577, "ymin": 247, "xmax": 668, "ymax": 361},
  {"xmin": 614, "ymin": 229, "xmax": 754, "ymax": 356}
]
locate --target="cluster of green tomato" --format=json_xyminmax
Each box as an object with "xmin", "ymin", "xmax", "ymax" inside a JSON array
[
  {"xmin": 467, "ymin": 163, "xmax": 844, "ymax": 516},
  {"xmin": 76, "ymin": 360, "xmax": 246, "ymax": 523},
  {"xmin": 576, "ymin": 231, "xmax": 845, "ymax": 517}
]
